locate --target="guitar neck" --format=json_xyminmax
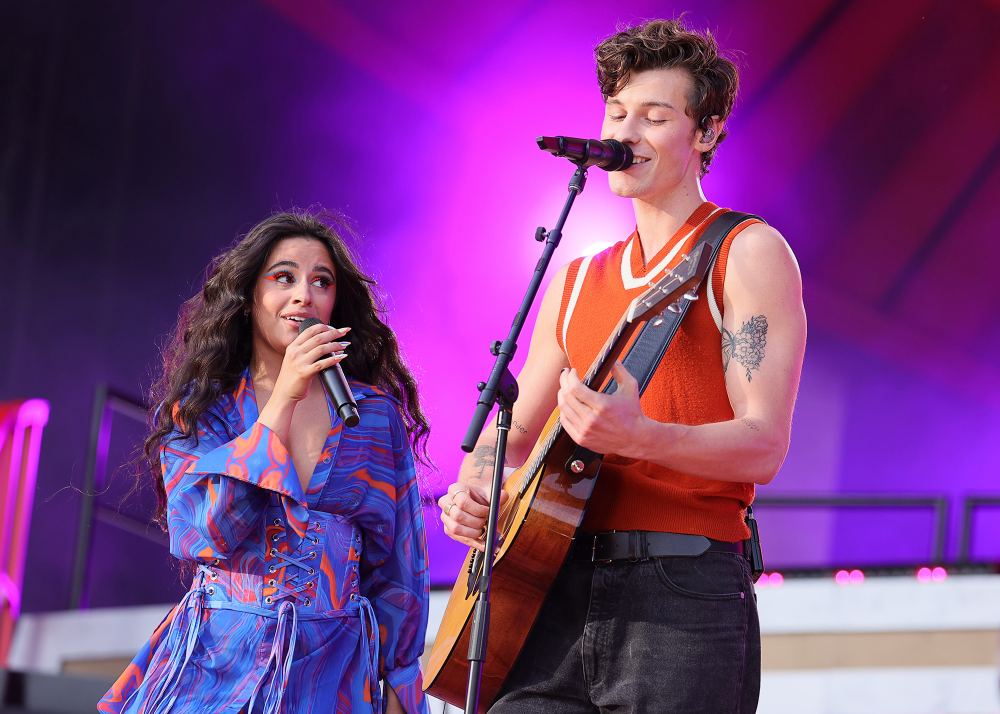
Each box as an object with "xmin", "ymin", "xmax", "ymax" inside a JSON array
[{"xmin": 512, "ymin": 245, "xmax": 708, "ymax": 498}]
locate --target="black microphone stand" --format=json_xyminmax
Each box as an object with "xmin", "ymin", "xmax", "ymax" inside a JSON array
[{"xmin": 460, "ymin": 163, "xmax": 588, "ymax": 714}]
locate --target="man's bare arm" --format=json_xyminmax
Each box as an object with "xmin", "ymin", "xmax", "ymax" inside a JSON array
[
  {"xmin": 440, "ymin": 263, "xmax": 571, "ymax": 548},
  {"xmin": 558, "ymin": 224, "xmax": 806, "ymax": 485}
]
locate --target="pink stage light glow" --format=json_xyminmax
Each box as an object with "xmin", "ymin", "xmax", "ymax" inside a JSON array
[
  {"xmin": 834, "ymin": 569, "xmax": 864, "ymax": 585},
  {"xmin": 917, "ymin": 566, "xmax": 948, "ymax": 583}
]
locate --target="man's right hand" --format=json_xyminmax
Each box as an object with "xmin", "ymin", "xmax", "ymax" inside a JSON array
[{"xmin": 439, "ymin": 481, "xmax": 509, "ymax": 552}]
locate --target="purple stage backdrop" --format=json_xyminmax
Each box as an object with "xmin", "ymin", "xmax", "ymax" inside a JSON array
[{"xmin": 1, "ymin": 0, "xmax": 999, "ymax": 612}]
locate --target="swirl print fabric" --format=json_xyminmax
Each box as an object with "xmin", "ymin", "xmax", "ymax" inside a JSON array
[{"xmin": 98, "ymin": 369, "xmax": 430, "ymax": 714}]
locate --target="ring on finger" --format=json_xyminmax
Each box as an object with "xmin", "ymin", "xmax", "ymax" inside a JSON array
[{"xmin": 444, "ymin": 502, "xmax": 454, "ymax": 517}]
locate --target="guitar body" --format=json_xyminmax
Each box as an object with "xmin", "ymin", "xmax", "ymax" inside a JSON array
[{"xmin": 423, "ymin": 408, "xmax": 601, "ymax": 711}]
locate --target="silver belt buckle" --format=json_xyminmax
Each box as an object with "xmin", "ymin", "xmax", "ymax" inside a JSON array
[{"xmin": 591, "ymin": 535, "xmax": 612, "ymax": 565}]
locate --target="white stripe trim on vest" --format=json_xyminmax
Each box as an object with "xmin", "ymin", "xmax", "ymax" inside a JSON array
[
  {"xmin": 619, "ymin": 206, "xmax": 727, "ymax": 291},
  {"xmin": 707, "ymin": 267, "xmax": 723, "ymax": 333},
  {"xmin": 561, "ymin": 255, "xmax": 593, "ymax": 354},
  {"xmin": 707, "ymin": 216, "xmax": 759, "ymax": 332}
]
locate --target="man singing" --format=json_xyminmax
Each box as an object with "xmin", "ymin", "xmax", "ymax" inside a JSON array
[{"xmin": 440, "ymin": 17, "xmax": 806, "ymax": 713}]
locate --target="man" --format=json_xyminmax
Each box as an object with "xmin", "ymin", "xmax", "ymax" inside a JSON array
[{"xmin": 440, "ymin": 18, "xmax": 806, "ymax": 713}]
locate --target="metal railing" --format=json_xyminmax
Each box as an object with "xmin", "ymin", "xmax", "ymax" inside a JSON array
[
  {"xmin": 68, "ymin": 385, "xmax": 157, "ymax": 610},
  {"xmin": 958, "ymin": 495, "xmax": 1000, "ymax": 563},
  {"xmin": 754, "ymin": 494, "xmax": 950, "ymax": 563}
]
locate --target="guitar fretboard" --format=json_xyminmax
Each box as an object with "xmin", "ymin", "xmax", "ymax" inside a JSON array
[{"xmin": 515, "ymin": 313, "xmax": 630, "ymax": 496}]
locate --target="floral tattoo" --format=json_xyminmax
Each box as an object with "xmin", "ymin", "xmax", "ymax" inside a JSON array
[{"xmin": 722, "ymin": 315, "xmax": 768, "ymax": 382}]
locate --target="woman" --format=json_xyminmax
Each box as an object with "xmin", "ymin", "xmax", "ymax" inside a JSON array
[{"xmin": 99, "ymin": 211, "xmax": 430, "ymax": 714}]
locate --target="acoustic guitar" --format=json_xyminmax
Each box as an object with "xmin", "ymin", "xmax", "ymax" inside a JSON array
[{"xmin": 424, "ymin": 242, "xmax": 713, "ymax": 711}]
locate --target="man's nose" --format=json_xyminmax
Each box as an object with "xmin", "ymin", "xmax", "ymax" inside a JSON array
[{"xmin": 606, "ymin": 114, "xmax": 641, "ymax": 145}]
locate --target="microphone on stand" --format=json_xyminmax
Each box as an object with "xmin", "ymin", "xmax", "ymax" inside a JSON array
[
  {"xmin": 298, "ymin": 318, "xmax": 360, "ymax": 427},
  {"xmin": 536, "ymin": 136, "xmax": 634, "ymax": 171}
]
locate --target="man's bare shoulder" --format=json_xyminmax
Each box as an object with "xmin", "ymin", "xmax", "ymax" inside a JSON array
[{"xmin": 727, "ymin": 222, "xmax": 801, "ymax": 285}]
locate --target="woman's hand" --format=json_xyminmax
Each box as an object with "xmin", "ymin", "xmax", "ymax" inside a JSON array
[{"xmin": 271, "ymin": 322, "xmax": 350, "ymax": 403}]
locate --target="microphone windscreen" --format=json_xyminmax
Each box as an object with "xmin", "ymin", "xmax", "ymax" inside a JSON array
[{"xmin": 298, "ymin": 317, "xmax": 323, "ymax": 334}]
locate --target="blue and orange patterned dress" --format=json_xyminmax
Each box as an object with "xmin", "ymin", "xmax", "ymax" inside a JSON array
[{"xmin": 98, "ymin": 369, "xmax": 430, "ymax": 714}]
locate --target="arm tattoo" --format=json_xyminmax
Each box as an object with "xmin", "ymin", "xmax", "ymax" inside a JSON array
[
  {"xmin": 722, "ymin": 315, "xmax": 768, "ymax": 382},
  {"xmin": 512, "ymin": 419, "xmax": 528, "ymax": 435},
  {"xmin": 742, "ymin": 417, "xmax": 760, "ymax": 432},
  {"xmin": 471, "ymin": 445, "xmax": 496, "ymax": 479}
]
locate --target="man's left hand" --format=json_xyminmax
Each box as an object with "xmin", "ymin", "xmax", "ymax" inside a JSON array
[{"xmin": 557, "ymin": 361, "xmax": 652, "ymax": 458}]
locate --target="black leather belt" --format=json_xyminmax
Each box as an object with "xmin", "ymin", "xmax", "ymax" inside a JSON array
[{"xmin": 574, "ymin": 530, "xmax": 744, "ymax": 564}]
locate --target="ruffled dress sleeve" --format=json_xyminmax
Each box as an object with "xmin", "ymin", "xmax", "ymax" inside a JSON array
[{"xmin": 162, "ymin": 400, "xmax": 311, "ymax": 561}]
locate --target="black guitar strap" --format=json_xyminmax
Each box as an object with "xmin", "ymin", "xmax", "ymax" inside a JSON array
[{"xmin": 565, "ymin": 210, "xmax": 762, "ymax": 472}]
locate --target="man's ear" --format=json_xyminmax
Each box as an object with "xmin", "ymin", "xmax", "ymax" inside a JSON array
[{"xmin": 697, "ymin": 115, "xmax": 723, "ymax": 150}]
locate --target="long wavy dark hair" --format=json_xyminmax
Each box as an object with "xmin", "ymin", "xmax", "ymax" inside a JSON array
[{"xmin": 144, "ymin": 210, "xmax": 430, "ymax": 528}]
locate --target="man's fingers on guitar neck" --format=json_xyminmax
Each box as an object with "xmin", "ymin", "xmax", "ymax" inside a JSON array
[
  {"xmin": 449, "ymin": 506, "xmax": 486, "ymax": 530},
  {"xmin": 460, "ymin": 486, "xmax": 494, "ymax": 510},
  {"xmin": 444, "ymin": 516, "xmax": 486, "ymax": 542},
  {"xmin": 462, "ymin": 537, "xmax": 486, "ymax": 553}
]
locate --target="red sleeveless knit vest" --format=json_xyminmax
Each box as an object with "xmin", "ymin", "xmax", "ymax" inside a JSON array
[{"xmin": 556, "ymin": 202, "xmax": 760, "ymax": 541}]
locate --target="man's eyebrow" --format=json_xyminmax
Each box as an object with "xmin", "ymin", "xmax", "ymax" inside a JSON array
[
  {"xmin": 605, "ymin": 98, "xmax": 677, "ymax": 111},
  {"xmin": 641, "ymin": 100, "xmax": 677, "ymax": 110}
]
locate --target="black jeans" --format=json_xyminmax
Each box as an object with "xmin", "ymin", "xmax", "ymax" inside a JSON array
[{"xmin": 490, "ymin": 549, "xmax": 760, "ymax": 713}]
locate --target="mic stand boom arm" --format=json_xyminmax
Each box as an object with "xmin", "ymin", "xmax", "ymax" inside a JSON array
[{"xmin": 461, "ymin": 164, "xmax": 588, "ymax": 714}]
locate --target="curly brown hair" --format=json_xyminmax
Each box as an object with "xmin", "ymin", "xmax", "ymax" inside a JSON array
[
  {"xmin": 595, "ymin": 18, "xmax": 739, "ymax": 175},
  {"xmin": 144, "ymin": 210, "xmax": 431, "ymax": 527}
]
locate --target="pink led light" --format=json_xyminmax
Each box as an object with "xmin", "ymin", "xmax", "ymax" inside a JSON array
[
  {"xmin": 931, "ymin": 566, "xmax": 948, "ymax": 581},
  {"xmin": 835, "ymin": 569, "xmax": 850, "ymax": 584},
  {"xmin": 769, "ymin": 572, "xmax": 784, "ymax": 586},
  {"xmin": 916, "ymin": 567, "xmax": 933, "ymax": 582}
]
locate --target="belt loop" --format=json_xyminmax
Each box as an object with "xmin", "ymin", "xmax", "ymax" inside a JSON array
[{"xmin": 628, "ymin": 531, "xmax": 639, "ymax": 562}]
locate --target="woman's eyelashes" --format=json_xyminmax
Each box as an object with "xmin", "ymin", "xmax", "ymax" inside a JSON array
[{"xmin": 265, "ymin": 271, "xmax": 334, "ymax": 289}]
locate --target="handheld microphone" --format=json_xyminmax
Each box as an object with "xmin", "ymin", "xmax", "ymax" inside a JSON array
[
  {"xmin": 298, "ymin": 318, "xmax": 360, "ymax": 427},
  {"xmin": 536, "ymin": 136, "xmax": 634, "ymax": 171}
]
